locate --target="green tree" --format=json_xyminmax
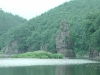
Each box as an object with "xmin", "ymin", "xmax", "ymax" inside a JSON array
[{"xmin": 85, "ymin": 12, "xmax": 100, "ymax": 51}]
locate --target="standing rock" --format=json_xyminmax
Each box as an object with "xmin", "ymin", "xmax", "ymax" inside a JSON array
[{"xmin": 56, "ymin": 20, "xmax": 75, "ymax": 58}]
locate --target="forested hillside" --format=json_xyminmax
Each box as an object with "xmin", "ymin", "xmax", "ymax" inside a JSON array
[
  {"xmin": 0, "ymin": 0, "xmax": 100, "ymax": 57},
  {"xmin": 85, "ymin": 13, "xmax": 100, "ymax": 58},
  {"xmin": 0, "ymin": 9, "xmax": 27, "ymax": 50},
  {"xmin": 0, "ymin": 9, "xmax": 27, "ymax": 36}
]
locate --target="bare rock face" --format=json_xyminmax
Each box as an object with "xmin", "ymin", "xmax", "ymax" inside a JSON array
[
  {"xmin": 2, "ymin": 40, "xmax": 19, "ymax": 55},
  {"xmin": 56, "ymin": 20, "xmax": 75, "ymax": 58},
  {"xmin": 89, "ymin": 49, "xmax": 100, "ymax": 58}
]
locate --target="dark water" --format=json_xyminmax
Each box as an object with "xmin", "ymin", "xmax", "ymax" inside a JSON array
[{"xmin": 0, "ymin": 63, "xmax": 100, "ymax": 75}]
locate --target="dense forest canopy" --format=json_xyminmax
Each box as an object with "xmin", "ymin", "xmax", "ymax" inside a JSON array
[
  {"xmin": 0, "ymin": 9, "xmax": 27, "ymax": 36},
  {"xmin": 0, "ymin": 9, "xmax": 27, "ymax": 50},
  {"xmin": 0, "ymin": 0, "xmax": 100, "ymax": 56},
  {"xmin": 85, "ymin": 13, "xmax": 100, "ymax": 51}
]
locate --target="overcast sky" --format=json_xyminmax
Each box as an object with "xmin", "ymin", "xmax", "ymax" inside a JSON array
[{"xmin": 0, "ymin": 0, "xmax": 70, "ymax": 20}]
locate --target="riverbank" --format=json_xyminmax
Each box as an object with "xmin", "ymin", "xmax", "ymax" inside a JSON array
[{"xmin": 1, "ymin": 50, "xmax": 100, "ymax": 61}]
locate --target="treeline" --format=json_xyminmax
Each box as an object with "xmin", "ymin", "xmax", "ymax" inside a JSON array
[{"xmin": 0, "ymin": 0, "xmax": 100, "ymax": 56}]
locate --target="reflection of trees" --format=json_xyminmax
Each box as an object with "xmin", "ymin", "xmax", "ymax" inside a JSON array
[
  {"xmin": 11, "ymin": 66, "xmax": 56, "ymax": 75},
  {"xmin": 0, "ymin": 67, "xmax": 28, "ymax": 75},
  {"xmin": 0, "ymin": 64, "xmax": 100, "ymax": 75},
  {"xmin": 13, "ymin": 67, "xmax": 27, "ymax": 75},
  {"xmin": 55, "ymin": 65, "xmax": 74, "ymax": 75}
]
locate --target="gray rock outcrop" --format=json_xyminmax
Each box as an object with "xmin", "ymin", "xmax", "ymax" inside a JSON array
[
  {"xmin": 2, "ymin": 40, "xmax": 19, "ymax": 55},
  {"xmin": 56, "ymin": 20, "xmax": 75, "ymax": 58},
  {"xmin": 89, "ymin": 49, "xmax": 100, "ymax": 58}
]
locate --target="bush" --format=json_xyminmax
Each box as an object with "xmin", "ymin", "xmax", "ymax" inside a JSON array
[
  {"xmin": 39, "ymin": 55, "xmax": 49, "ymax": 59},
  {"xmin": 12, "ymin": 50, "xmax": 63, "ymax": 59},
  {"xmin": 53, "ymin": 54, "xmax": 63, "ymax": 59}
]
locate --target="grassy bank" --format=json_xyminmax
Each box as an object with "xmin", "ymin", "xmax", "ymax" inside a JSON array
[{"xmin": 11, "ymin": 51, "xmax": 63, "ymax": 59}]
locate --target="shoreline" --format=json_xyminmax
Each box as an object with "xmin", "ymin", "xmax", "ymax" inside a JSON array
[{"xmin": 0, "ymin": 58, "xmax": 99, "ymax": 67}]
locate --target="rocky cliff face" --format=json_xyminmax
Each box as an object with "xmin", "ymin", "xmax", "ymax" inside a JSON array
[
  {"xmin": 56, "ymin": 20, "xmax": 75, "ymax": 58},
  {"xmin": 89, "ymin": 49, "xmax": 100, "ymax": 58},
  {"xmin": 2, "ymin": 40, "xmax": 19, "ymax": 55}
]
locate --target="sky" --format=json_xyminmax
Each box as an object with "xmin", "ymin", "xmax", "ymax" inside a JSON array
[{"xmin": 0, "ymin": 0, "xmax": 70, "ymax": 20}]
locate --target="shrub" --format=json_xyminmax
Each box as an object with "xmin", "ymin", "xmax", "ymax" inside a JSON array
[
  {"xmin": 12, "ymin": 50, "xmax": 63, "ymax": 59},
  {"xmin": 39, "ymin": 55, "xmax": 49, "ymax": 59},
  {"xmin": 53, "ymin": 54, "xmax": 63, "ymax": 59}
]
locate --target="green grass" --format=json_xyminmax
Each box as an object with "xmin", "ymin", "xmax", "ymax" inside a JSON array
[{"xmin": 11, "ymin": 50, "xmax": 63, "ymax": 59}]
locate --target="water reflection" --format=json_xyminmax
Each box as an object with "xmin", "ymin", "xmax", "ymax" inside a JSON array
[
  {"xmin": 0, "ymin": 63, "xmax": 100, "ymax": 75},
  {"xmin": 56, "ymin": 64, "xmax": 100, "ymax": 75},
  {"xmin": 0, "ymin": 59, "xmax": 99, "ymax": 75}
]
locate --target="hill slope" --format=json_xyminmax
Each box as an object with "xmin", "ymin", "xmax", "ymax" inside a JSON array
[
  {"xmin": 0, "ymin": 9, "xmax": 27, "ymax": 36},
  {"xmin": 1, "ymin": 0, "xmax": 100, "ymax": 55},
  {"xmin": 0, "ymin": 9, "xmax": 27, "ymax": 50}
]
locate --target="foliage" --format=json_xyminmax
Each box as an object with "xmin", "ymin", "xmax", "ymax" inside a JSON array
[
  {"xmin": 0, "ymin": 9, "xmax": 27, "ymax": 35},
  {"xmin": 11, "ymin": 50, "xmax": 63, "ymax": 59},
  {"xmin": 53, "ymin": 54, "xmax": 63, "ymax": 59},
  {"xmin": 85, "ymin": 12, "xmax": 100, "ymax": 51},
  {"xmin": 76, "ymin": 51, "xmax": 89, "ymax": 57},
  {"xmin": 0, "ymin": 0, "xmax": 100, "ymax": 56},
  {"xmin": 0, "ymin": 9, "xmax": 27, "ymax": 50}
]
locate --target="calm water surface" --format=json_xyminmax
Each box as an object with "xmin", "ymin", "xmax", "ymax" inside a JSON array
[{"xmin": 0, "ymin": 58, "xmax": 100, "ymax": 75}]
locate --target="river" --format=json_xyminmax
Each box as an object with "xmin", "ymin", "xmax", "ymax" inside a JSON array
[{"xmin": 0, "ymin": 58, "xmax": 100, "ymax": 75}]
